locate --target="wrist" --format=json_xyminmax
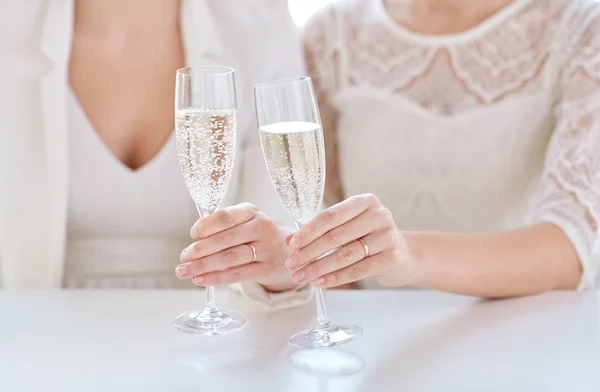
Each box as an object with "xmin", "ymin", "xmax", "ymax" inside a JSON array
[
  {"xmin": 257, "ymin": 257, "xmax": 297, "ymax": 290},
  {"xmin": 399, "ymin": 231, "xmax": 427, "ymax": 287},
  {"xmin": 258, "ymin": 227, "xmax": 298, "ymax": 292},
  {"xmin": 258, "ymin": 271, "xmax": 297, "ymax": 293}
]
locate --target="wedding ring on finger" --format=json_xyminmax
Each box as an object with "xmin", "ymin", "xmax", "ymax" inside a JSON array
[
  {"xmin": 247, "ymin": 243, "xmax": 257, "ymax": 262},
  {"xmin": 357, "ymin": 237, "xmax": 369, "ymax": 259}
]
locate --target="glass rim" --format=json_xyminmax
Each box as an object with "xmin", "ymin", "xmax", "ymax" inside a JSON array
[
  {"xmin": 254, "ymin": 76, "xmax": 312, "ymax": 90},
  {"xmin": 177, "ymin": 65, "xmax": 234, "ymax": 76}
]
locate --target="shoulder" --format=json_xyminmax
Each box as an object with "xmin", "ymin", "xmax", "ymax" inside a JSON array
[
  {"xmin": 551, "ymin": 0, "xmax": 600, "ymax": 95},
  {"xmin": 557, "ymin": 0, "xmax": 600, "ymax": 53},
  {"xmin": 562, "ymin": 0, "xmax": 600, "ymax": 20},
  {"xmin": 552, "ymin": 1, "xmax": 600, "ymax": 103}
]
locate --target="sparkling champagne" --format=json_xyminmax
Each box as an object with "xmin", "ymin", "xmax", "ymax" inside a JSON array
[
  {"xmin": 176, "ymin": 108, "xmax": 236, "ymax": 212},
  {"xmin": 259, "ymin": 121, "xmax": 325, "ymax": 225}
]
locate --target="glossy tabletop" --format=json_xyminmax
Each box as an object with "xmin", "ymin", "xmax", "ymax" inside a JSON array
[{"xmin": 1, "ymin": 289, "xmax": 599, "ymax": 391}]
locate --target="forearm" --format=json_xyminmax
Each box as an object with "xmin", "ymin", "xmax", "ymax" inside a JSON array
[{"xmin": 405, "ymin": 223, "xmax": 582, "ymax": 298}]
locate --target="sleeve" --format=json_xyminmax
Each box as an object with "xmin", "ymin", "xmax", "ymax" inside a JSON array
[
  {"xmin": 533, "ymin": 16, "xmax": 600, "ymax": 290},
  {"xmin": 231, "ymin": 0, "xmax": 313, "ymax": 310}
]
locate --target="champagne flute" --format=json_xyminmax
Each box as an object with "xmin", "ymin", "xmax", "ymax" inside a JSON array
[
  {"xmin": 254, "ymin": 77, "xmax": 362, "ymax": 348},
  {"xmin": 173, "ymin": 66, "xmax": 248, "ymax": 335}
]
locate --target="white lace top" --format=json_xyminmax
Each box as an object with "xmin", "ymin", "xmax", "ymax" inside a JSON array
[{"xmin": 304, "ymin": 0, "xmax": 600, "ymax": 289}]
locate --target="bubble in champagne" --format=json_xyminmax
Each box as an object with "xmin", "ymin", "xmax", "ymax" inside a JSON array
[
  {"xmin": 259, "ymin": 121, "xmax": 325, "ymax": 225},
  {"xmin": 175, "ymin": 108, "xmax": 237, "ymax": 212}
]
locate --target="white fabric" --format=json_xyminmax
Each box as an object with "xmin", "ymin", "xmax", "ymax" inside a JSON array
[
  {"xmin": 0, "ymin": 0, "xmax": 309, "ymax": 308},
  {"xmin": 63, "ymin": 91, "xmax": 195, "ymax": 289},
  {"xmin": 234, "ymin": 281, "xmax": 313, "ymax": 311},
  {"xmin": 302, "ymin": 0, "xmax": 600, "ymax": 290}
]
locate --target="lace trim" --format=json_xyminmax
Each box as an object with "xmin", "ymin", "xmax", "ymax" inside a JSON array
[
  {"xmin": 541, "ymin": 90, "xmax": 600, "ymax": 226},
  {"xmin": 535, "ymin": 90, "xmax": 600, "ymax": 287},
  {"xmin": 304, "ymin": 0, "xmax": 600, "ymax": 115}
]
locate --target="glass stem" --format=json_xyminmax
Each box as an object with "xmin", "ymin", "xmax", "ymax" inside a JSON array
[
  {"xmin": 315, "ymin": 288, "xmax": 330, "ymax": 327},
  {"xmin": 206, "ymin": 286, "xmax": 217, "ymax": 310},
  {"xmin": 294, "ymin": 221, "xmax": 331, "ymax": 327},
  {"xmin": 198, "ymin": 205, "xmax": 218, "ymax": 311}
]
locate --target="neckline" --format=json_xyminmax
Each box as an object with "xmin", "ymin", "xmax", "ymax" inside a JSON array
[
  {"xmin": 373, "ymin": 0, "xmax": 531, "ymax": 45},
  {"xmin": 67, "ymin": 89, "xmax": 176, "ymax": 175}
]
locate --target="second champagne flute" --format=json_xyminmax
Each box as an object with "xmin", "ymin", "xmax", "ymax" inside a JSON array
[
  {"xmin": 173, "ymin": 66, "xmax": 248, "ymax": 336},
  {"xmin": 254, "ymin": 77, "xmax": 363, "ymax": 348}
]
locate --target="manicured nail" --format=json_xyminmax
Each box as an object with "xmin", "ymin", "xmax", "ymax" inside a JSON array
[
  {"xmin": 313, "ymin": 278, "xmax": 325, "ymax": 286},
  {"xmin": 286, "ymin": 256, "xmax": 297, "ymax": 269},
  {"xmin": 289, "ymin": 236, "xmax": 302, "ymax": 250},
  {"xmin": 193, "ymin": 276, "xmax": 204, "ymax": 285},
  {"xmin": 292, "ymin": 270, "xmax": 306, "ymax": 283},
  {"xmin": 176, "ymin": 264, "xmax": 188, "ymax": 278}
]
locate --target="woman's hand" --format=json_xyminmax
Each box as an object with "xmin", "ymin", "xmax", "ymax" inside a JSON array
[
  {"xmin": 176, "ymin": 203, "xmax": 294, "ymax": 291},
  {"xmin": 285, "ymin": 194, "xmax": 413, "ymax": 288}
]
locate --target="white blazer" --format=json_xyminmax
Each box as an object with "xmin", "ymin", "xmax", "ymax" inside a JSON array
[{"xmin": 0, "ymin": 0, "xmax": 305, "ymax": 289}]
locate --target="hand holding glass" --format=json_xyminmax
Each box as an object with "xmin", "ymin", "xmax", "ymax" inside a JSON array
[
  {"xmin": 173, "ymin": 66, "xmax": 247, "ymax": 335},
  {"xmin": 254, "ymin": 77, "xmax": 363, "ymax": 348}
]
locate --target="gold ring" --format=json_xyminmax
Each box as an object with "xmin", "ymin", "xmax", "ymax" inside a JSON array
[
  {"xmin": 247, "ymin": 243, "xmax": 257, "ymax": 262},
  {"xmin": 357, "ymin": 238, "xmax": 369, "ymax": 259}
]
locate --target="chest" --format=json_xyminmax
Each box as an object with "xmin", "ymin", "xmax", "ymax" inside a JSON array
[
  {"xmin": 333, "ymin": 91, "xmax": 554, "ymax": 232},
  {"xmin": 66, "ymin": 89, "xmax": 197, "ymax": 238},
  {"xmin": 68, "ymin": 31, "xmax": 185, "ymax": 170}
]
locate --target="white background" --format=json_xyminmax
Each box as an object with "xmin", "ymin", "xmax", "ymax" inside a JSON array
[{"xmin": 288, "ymin": 0, "xmax": 338, "ymax": 26}]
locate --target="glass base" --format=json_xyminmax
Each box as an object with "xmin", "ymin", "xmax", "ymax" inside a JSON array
[
  {"xmin": 289, "ymin": 323, "xmax": 363, "ymax": 349},
  {"xmin": 173, "ymin": 307, "xmax": 248, "ymax": 336}
]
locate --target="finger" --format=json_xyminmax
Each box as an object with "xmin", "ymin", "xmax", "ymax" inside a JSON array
[
  {"xmin": 287, "ymin": 208, "xmax": 380, "ymax": 270},
  {"xmin": 291, "ymin": 233, "xmax": 380, "ymax": 283},
  {"xmin": 312, "ymin": 253, "xmax": 389, "ymax": 288},
  {"xmin": 182, "ymin": 218, "xmax": 258, "ymax": 261},
  {"xmin": 191, "ymin": 203, "xmax": 258, "ymax": 240},
  {"xmin": 285, "ymin": 232, "xmax": 294, "ymax": 246},
  {"xmin": 289, "ymin": 194, "xmax": 377, "ymax": 250},
  {"xmin": 192, "ymin": 262, "xmax": 271, "ymax": 286},
  {"xmin": 176, "ymin": 243, "xmax": 256, "ymax": 279}
]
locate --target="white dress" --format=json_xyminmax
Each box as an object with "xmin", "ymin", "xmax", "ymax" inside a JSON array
[
  {"xmin": 303, "ymin": 0, "xmax": 600, "ymax": 289},
  {"xmin": 63, "ymin": 90, "xmax": 197, "ymax": 289}
]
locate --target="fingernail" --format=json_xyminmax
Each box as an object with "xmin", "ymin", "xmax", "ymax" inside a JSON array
[
  {"xmin": 193, "ymin": 276, "xmax": 204, "ymax": 285},
  {"xmin": 292, "ymin": 270, "xmax": 306, "ymax": 283},
  {"xmin": 313, "ymin": 277, "xmax": 325, "ymax": 286},
  {"xmin": 190, "ymin": 227, "xmax": 197, "ymax": 239},
  {"xmin": 176, "ymin": 264, "xmax": 188, "ymax": 278},
  {"xmin": 286, "ymin": 256, "xmax": 297, "ymax": 269},
  {"xmin": 180, "ymin": 247, "xmax": 189, "ymax": 262},
  {"xmin": 289, "ymin": 236, "xmax": 302, "ymax": 250}
]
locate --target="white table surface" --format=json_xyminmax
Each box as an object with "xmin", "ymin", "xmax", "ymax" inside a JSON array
[{"xmin": 1, "ymin": 289, "xmax": 599, "ymax": 392}]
